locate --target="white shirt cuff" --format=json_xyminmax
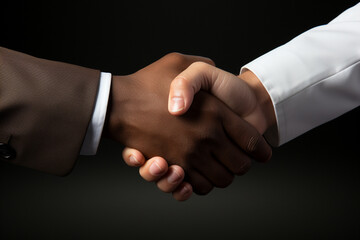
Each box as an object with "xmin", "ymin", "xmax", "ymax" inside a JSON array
[
  {"xmin": 80, "ymin": 72, "xmax": 112, "ymax": 155},
  {"xmin": 240, "ymin": 3, "xmax": 360, "ymax": 147}
]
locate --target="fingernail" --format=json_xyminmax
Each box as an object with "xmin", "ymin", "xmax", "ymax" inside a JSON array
[
  {"xmin": 170, "ymin": 97, "xmax": 184, "ymax": 113},
  {"xmin": 149, "ymin": 161, "xmax": 163, "ymax": 176},
  {"xmin": 129, "ymin": 155, "xmax": 140, "ymax": 165},
  {"xmin": 180, "ymin": 185, "xmax": 191, "ymax": 196},
  {"xmin": 167, "ymin": 170, "xmax": 182, "ymax": 184}
]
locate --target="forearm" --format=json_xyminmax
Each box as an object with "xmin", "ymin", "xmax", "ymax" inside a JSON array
[{"xmin": 0, "ymin": 47, "xmax": 100, "ymax": 175}]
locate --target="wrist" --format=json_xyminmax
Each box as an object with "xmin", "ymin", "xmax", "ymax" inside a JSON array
[
  {"xmin": 239, "ymin": 70, "xmax": 276, "ymax": 134},
  {"xmin": 102, "ymin": 75, "xmax": 132, "ymax": 143}
]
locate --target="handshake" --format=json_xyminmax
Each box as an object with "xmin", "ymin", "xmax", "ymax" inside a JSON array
[
  {"xmin": 104, "ymin": 53, "xmax": 276, "ymax": 201},
  {"xmin": 2, "ymin": 4, "xmax": 356, "ymax": 202}
]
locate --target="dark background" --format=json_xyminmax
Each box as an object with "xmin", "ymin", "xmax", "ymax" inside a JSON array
[{"xmin": 1, "ymin": 1, "xmax": 359, "ymax": 239}]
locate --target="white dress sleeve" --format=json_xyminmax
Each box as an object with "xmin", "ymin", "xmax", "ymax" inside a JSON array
[
  {"xmin": 80, "ymin": 72, "xmax": 112, "ymax": 155},
  {"xmin": 241, "ymin": 3, "xmax": 360, "ymax": 147}
]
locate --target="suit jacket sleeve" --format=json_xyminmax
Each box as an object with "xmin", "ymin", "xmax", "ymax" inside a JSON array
[
  {"xmin": 241, "ymin": 3, "xmax": 360, "ymax": 146},
  {"xmin": 0, "ymin": 47, "xmax": 101, "ymax": 175}
]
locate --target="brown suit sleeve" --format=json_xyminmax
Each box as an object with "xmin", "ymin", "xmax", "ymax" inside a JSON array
[{"xmin": 0, "ymin": 47, "xmax": 101, "ymax": 176}]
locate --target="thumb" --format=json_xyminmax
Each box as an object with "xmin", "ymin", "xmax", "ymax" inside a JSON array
[{"xmin": 168, "ymin": 62, "xmax": 257, "ymax": 117}]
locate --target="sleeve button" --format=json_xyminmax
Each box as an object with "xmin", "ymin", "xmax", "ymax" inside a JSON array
[{"xmin": 0, "ymin": 142, "xmax": 16, "ymax": 160}]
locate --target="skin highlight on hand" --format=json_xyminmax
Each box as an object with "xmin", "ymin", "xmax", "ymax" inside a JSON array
[
  {"xmin": 139, "ymin": 157, "xmax": 168, "ymax": 181},
  {"xmin": 173, "ymin": 182, "xmax": 193, "ymax": 201},
  {"xmin": 156, "ymin": 165, "xmax": 185, "ymax": 192},
  {"xmin": 122, "ymin": 147, "xmax": 193, "ymax": 201},
  {"xmin": 169, "ymin": 96, "xmax": 185, "ymax": 113},
  {"xmin": 122, "ymin": 147, "xmax": 145, "ymax": 167}
]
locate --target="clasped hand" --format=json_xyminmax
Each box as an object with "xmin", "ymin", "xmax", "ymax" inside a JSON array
[{"xmin": 103, "ymin": 53, "xmax": 274, "ymax": 200}]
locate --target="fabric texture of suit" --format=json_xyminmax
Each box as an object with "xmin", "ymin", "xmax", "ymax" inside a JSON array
[{"xmin": 0, "ymin": 47, "xmax": 100, "ymax": 175}]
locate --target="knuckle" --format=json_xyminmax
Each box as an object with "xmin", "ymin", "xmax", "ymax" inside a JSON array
[
  {"xmin": 194, "ymin": 57, "xmax": 216, "ymax": 67},
  {"xmin": 165, "ymin": 52, "xmax": 186, "ymax": 63},
  {"xmin": 194, "ymin": 129, "xmax": 219, "ymax": 148},
  {"xmin": 190, "ymin": 61, "xmax": 209, "ymax": 71},
  {"xmin": 184, "ymin": 127, "xmax": 218, "ymax": 152}
]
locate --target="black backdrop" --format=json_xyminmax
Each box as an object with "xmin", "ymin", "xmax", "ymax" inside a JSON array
[{"xmin": 1, "ymin": 1, "xmax": 359, "ymax": 239}]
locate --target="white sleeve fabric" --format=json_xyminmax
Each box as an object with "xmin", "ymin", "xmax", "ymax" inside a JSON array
[
  {"xmin": 241, "ymin": 3, "xmax": 360, "ymax": 147},
  {"xmin": 80, "ymin": 72, "xmax": 112, "ymax": 155}
]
